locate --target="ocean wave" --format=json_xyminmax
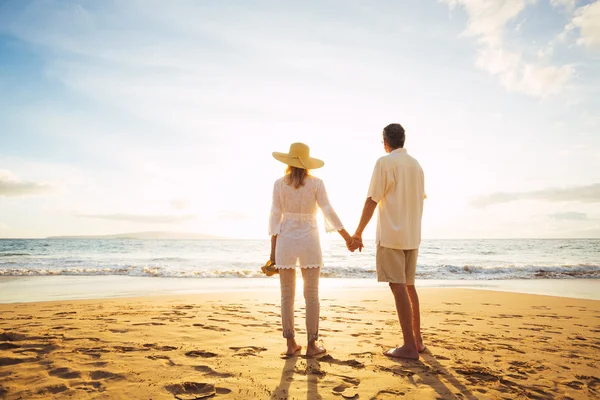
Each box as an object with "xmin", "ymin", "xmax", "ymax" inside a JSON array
[
  {"xmin": 0, "ymin": 253, "xmax": 31, "ymax": 257},
  {"xmin": 0, "ymin": 263, "xmax": 599, "ymax": 279}
]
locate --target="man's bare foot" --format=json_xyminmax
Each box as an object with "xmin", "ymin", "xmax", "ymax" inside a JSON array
[
  {"xmin": 306, "ymin": 342, "xmax": 326, "ymax": 357},
  {"xmin": 417, "ymin": 342, "xmax": 427, "ymax": 353},
  {"xmin": 283, "ymin": 343, "xmax": 302, "ymax": 357},
  {"xmin": 384, "ymin": 345, "xmax": 419, "ymax": 360}
]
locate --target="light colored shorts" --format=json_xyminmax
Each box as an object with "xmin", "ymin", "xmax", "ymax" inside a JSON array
[{"xmin": 376, "ymin": 245, "xmax": 418, "ymax": 284}]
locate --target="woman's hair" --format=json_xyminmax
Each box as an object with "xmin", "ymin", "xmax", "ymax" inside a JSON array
[{"xmin": 285, "ymin": 166, "xmax": 309, "ymax": 188}]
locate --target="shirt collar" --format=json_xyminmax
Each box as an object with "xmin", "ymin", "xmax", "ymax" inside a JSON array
[{"xmin": 391, "ymin": 148, "xmax": 407, "ymax": 154}]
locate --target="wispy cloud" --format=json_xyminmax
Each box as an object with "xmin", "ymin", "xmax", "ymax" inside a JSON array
[
  {"xmin": 471, "ymin": 183, "xmax": 600, "ymax": 208},
  {"xmin": 0, "ymin": 170, "xmax": 53, "ymax": 197},
  {"xmin": 442, "ymin": 0, "xmax": 575, "ymax": 97},
  {"xmin": 549, "ymin": 211, "xmax": 588, "ymax": 220},
  {"xmin": 565, "ymin": 1, "xmax": 600, "ymax": 51},
  {"xmin": 550, "ymin": 0, "xmax": 577, "ymax": 11},
  {"xmin": 77, "ymin": 213, "xmax": 196, "ymax": 224}
]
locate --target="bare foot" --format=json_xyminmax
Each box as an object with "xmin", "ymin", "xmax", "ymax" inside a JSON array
[
  {"xmin": 283, "ymin": 343, "xmax": 302, "ymax": 357},
  {"xmin": 306, "ymin": 342, "xmax": 326, "ymax": 357},
  {"xmin": 417, "ymin": 342, "xmax": 427, "ymax": 353},
  {"xmin": 384, "ymin": 345, "xmax": 419, "ymax": 360}
]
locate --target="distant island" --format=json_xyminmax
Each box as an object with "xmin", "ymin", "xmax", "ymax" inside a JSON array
[{"xmin": 47, "ymin": 231, "xmax": 228, "ymax": 240}]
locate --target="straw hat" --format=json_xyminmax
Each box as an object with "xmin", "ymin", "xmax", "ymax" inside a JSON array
[{"xmin": 272, "ymin": 143, "xmax": 324, "ymax": 169}]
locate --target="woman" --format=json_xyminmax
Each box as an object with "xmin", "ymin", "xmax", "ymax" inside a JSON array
[{"xmin": 269, "ymin": 142, "xmax": 353, "ymax": 357}]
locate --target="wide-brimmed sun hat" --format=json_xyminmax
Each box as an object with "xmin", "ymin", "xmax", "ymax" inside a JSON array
[{"xmin": 272, "ymin": 142, "xmax": 324, "ymax": 169}]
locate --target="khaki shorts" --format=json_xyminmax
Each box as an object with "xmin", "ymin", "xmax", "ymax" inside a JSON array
[{"xmin": 376, "ymin": 245, "xmax": 418, "ymax": 284}]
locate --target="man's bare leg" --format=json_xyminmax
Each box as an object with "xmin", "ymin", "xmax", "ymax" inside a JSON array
[
  {"xmin": 384, "ymin": 283, "xmax": 419, "ymax": 360},
  {"xmin": 407, "ymin": 285, "xmax": 425, "ymax": 352}
]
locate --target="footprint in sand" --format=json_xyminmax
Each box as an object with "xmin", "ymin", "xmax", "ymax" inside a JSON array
[
  {"xmin": 90, "ymin": 370, "xmax": 125, "ymax": 380},
  {"xmin": 143, "ymin": 343, "xmax": 178, "ymax": 351},
  {"xmin": 49, "ymin": 367, "xmax": 81, "ymax": 379},
  {"xmin": 229, "ymin": 346, "xmax": 267, "ymax": 356},
  {"xmin": 0, "ymin": 357, "xmax": 36, "ymax": 366},
  {"xmin": 147, "ymin": 355, "xmax": 176, "ymax": 366},
  {"xmin": 165, "ymin": 382, "xmax": 232, "ymax": 400},
  {"xmin": 37, "ymin": 383, "xmax": 69, "ymax": 395},
  {"xmin": 113, "ymin": 345, "xmax": 150, "ymax": 353},
  {"xmin": 192, "ymin": 323, "xmax": 231, "ymax": 332},
  {"xmin": 332, "ymin": 385, "xmax": 359, "ymax": 399},
  {"xmin": 185, "ymin": 350, "xmax": 218, "ymax": 358},
  {"xmin": 74, "ymin": 347, "xmax": 110, "ymax": 358},
  {"xmin": 373, "ymin": 389, "xmax": 406, "ymax": 399},
  {"xmin": 0, "ymin": 343, "xmax": 20, "ymax": 350}
]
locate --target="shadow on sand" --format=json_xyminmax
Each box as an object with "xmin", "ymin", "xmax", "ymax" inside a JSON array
[
  {"xmin": 271, "ymin": 354, "xmax": 323, "ymax": 400},
  {"xmin": 383, "ymin": 350, "xmax": 479, "ymax": 400}
]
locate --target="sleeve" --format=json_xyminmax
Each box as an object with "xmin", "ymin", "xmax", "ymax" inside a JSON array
[
  {"xmin": 268, "ymin": 181, "xmax": 282, "ymax": 236},
  {"xmin": 316, "ymin": 180, "xmax": 344, "ymax": 233},
  {"xmin": 366, "ymin": 158, "xmax": 387, "ymax": 203}
]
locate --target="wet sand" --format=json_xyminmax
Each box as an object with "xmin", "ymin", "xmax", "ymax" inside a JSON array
[{"xmin": 0, "ymin": 288, "xmax": 598, "ymax": 399}]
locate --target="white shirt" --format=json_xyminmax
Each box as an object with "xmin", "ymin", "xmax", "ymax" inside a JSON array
[
  {"xmin": 269, "ymin": 175, "xmax": 344, "ymax": 269},
  {"xmin": 367, "ymin": 148, "xmax": 425, "ymax": 250}
]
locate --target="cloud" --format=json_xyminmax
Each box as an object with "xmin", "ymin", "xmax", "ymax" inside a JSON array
[
  {"xmin": 0, "ymin": 170, "xmax": 54, "ymax": 197},
  {"xmin": 549, "ymin": 211, "xmax": 588, "ymax": 220},
  {"xmin": 77, "ymin": 213, "xmax": 196, "ymax": 224},
  {"xmin": 566, "ymin": 1, "xmax": 600, "ymax": 51},
  {"xmin": 442, "ymin": 0, "xmax": 575, "ymax": 97},
  {"xmin": 471, "ymin": 183, "xmax": 600, "ymax": 207},
  {"xmin": 550, "ymin": 0, "xmax": 577, "ymax": 10}
]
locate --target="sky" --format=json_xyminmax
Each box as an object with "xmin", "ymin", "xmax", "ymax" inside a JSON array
[{"xmin": 0, "ymin": 0, "xmax": 599, "ymax": 239}]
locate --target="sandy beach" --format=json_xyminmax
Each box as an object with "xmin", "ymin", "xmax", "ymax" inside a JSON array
[{"xmin": 1, "ymin": 288, "xmax": 598, "ymax": 399}]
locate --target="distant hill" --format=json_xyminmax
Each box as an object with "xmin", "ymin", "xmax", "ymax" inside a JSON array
[{"xmin": 47, "ymin": 231, "xmax": 227, "ymax": 240}]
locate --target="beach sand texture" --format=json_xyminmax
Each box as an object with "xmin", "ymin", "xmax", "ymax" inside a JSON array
[{"xmin": 0, "ymin": 288, "xmax": 598, "ymax": 399}]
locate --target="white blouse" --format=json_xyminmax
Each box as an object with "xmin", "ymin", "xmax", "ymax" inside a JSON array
[{"xmin": 269, "ymin": 175, "xmax": 344, "ymax": 269}]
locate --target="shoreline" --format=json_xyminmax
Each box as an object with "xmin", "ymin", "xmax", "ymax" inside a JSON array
[
  {"xmin": 0, "ymin": 288, "xmax": 597, "ymax": 399},
  {"xmin": 0, "ymin": 276, "xmax": 599, "ymax": 303}
]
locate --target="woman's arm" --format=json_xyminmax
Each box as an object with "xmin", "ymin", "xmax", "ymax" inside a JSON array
[
  {"xmin": 337, "ymin": 229, "xmax": 354, "ymax": 249},
  {"xmin": 270, "ymin": 235, "xmax": 277, "ymax": 264},
  {"xmin": 316, "ymin": 180, "xmax": 344, "ymax": 233}
]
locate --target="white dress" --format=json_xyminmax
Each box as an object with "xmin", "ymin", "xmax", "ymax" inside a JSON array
[{"xmin": 269, "ymin": 175, "xmax": 344, "ymax": 269}]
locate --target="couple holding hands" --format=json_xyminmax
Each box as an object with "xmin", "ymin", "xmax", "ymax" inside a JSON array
[{"xmin": 268, "ymin": 123, "xmax": 426, "ymax": 360}]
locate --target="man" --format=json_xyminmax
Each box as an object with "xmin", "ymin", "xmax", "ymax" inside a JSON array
[{"xmin": 351, "ymin": 123, "xmax": 426, "ymax": 360}]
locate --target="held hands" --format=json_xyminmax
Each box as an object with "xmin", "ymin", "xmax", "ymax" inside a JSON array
[
  {"xmin": 339, "ymin": 229, "xmax": 364, "ymax": 253},
  {"xmin": 346, "ymin": 234, "xmax": 364, "ymax": 253}
]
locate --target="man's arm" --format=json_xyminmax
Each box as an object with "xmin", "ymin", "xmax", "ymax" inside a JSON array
[{"xmin": 351, "ymin": 197, "xmax": 377, "ymax": 252}]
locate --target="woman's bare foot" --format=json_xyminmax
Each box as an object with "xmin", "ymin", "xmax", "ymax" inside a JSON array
[
  {"xmin": 283, "ymin": 339, "xmax": 302, "ymax": 357},
  {"xmin": 417, "ymin": 341, "xmax": 427, "ymax": 353},
  {"xmin": 306, "ymin": 341, "xmax": 326, "ymax": 357},
  {"xmin": 384, "ymin": 345, "xmax": 419, "ymax": 360}
]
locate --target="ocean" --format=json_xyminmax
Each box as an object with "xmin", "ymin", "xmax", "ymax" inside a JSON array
[
  {"xmin": 1, "ymin": 238, "xmax": 598, "ymax": 303},
  {"xmin": 1, "ymin": 238, "xmax": 598, "ymax": 280}
]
